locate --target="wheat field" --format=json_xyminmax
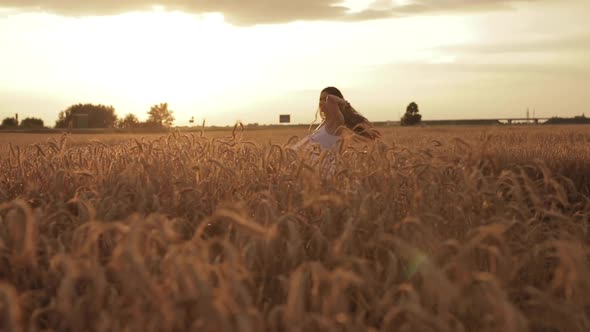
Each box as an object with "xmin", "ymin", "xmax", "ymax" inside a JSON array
[{"xmin": 0, "ymin": 125, "xmax": 589, "ymax": 332}]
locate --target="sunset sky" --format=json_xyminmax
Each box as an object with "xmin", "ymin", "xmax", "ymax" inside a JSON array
[{"xmin": 0, "ymin": 0, "xmax": 588, "ymax": 126}]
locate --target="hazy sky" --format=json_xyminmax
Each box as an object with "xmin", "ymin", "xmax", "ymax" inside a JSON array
[{"xmin": 1, "ymin": 0, "xmax": 589, "ymax": 126}]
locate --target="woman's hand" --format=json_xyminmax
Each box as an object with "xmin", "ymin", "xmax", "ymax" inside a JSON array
[
  {"xmin": 320, "ymin": 95, "xmax": 346, "ymax": 114},
  {"xmin": 320, "ymin": 94, "xmax": 346, "ymax": 134},
  {"xmin": 325, "ymin": 94, "xmax": 349, "ymax": 107}
]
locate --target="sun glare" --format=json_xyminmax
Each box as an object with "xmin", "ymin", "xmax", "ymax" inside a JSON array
[{"xmin": 56, "ymin": 11, "xmax": 254, "ymax": 119}]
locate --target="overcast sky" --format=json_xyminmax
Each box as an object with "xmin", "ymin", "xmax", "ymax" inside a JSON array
[{"xmin": 1, "ymin": 0, "xmax": 589, "ymax": 126}]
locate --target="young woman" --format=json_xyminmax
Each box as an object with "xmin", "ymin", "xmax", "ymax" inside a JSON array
[{"xmin": 291, "ymin": 86, "xmax": 381, "ymax": 151}]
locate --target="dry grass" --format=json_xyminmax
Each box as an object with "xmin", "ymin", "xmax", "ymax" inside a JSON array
[{"xmin": 0, "ymin": 125, "xmax": 589, "ymax": 332}]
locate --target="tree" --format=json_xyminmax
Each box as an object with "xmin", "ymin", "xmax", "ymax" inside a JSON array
[
  {"xmin": 118, "ymin": 113, "xmax": 140, "ymax": 128},
  {"xmin": 19, "ymin": 117, "xmax": 44, "ymax": 129},
  {"xmin": 55, "ymin": 103, "xmax": 118, "ymax": 128},
  {"xmin": 401, "ymin": 102, "xmax": 422, "ymax": 126},
  {"xmin": 1, "ymin": 117, "xmax": 18, "ymax": 129},
  {"xmin": 147, "ymin": 103, "xmax": 175, "ymax": 128}
]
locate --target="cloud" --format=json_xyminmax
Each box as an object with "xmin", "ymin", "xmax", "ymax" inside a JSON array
[
  {"xmin": 439, "ymin": 33, "xmax": 590, "ymax": 54},
  {"xmin": 0, "ymin": 0, "xmax": 550, "ymax": 25},
  {"xmin": 368, "ymin": 60, "xmax": 590, "ymax": 82},
  {"xmin": 381, "ymin": 0, "xmax": 547, "ymax": 14}
]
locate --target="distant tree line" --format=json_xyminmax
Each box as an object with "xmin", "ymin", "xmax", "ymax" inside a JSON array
[
  {"xmin": 6, "ymin": 100, "xmax": 587, "ymax": 130},
  {"xmin": 1, "ymin": 102, "xmax": 175, "ymax": 130},
  {"xmin": 0, "ymin": 115, "xmax": 45, "ymax": 130},
  {"xmin": 55, "ymin": 104, "xmax": 118, "ymax": 128},
  {"xmin": 544, "ymin": 114, "xmax": 589, "ymax": 125},
  {"xmin": 53, "ymin": 102, "xmax": 175, "ymax": 129},
  {"xmin": 116, "ymin": 103, "xmax": 175, "ymax": 129}
]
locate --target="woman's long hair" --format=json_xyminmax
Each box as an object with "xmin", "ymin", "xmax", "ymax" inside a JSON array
[{"xmin": 317, "ymin": 86, "xmax": 381, "ymax": 140}]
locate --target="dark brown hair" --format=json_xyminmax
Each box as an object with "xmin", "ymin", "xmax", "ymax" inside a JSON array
[{"xmin": 320, "ymin": 87, "xmax": 381, "ymax": 140}]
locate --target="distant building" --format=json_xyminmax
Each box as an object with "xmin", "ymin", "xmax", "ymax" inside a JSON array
[{"xmin": 71, "ymin": 112, "xmax": 89, "ymax": 128}]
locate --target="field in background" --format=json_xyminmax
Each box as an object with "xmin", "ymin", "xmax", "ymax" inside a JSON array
[
  {"xmin": 2, "ymin": 125, "xmax": 590, "ymax": 193},
  {"xmin": 1, "ymin": 125, "xmax": 589, "ymax": 331}
]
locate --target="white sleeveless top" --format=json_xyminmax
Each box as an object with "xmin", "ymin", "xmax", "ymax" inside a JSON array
[
  {"xmin": 310, "ymin": 126, "xmax": 341, "ymax": 149},
  {"xmin": 291, "ymin": 125, "xmax": 341, "ymax": 151}
]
